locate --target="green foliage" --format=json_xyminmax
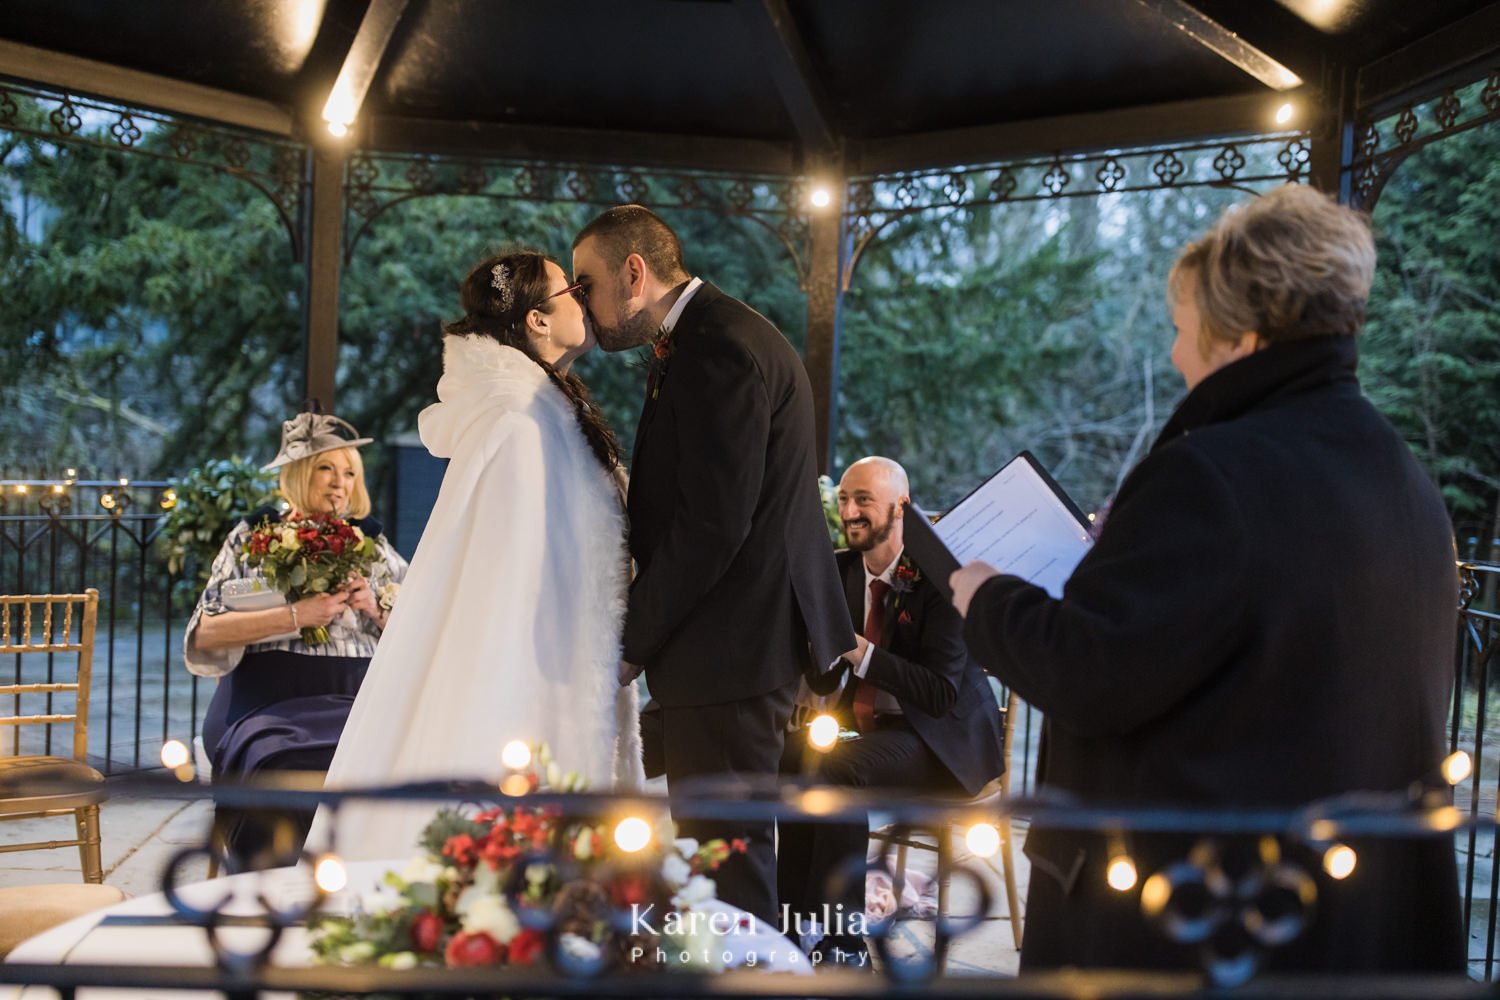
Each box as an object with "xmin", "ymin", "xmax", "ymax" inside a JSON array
[
  {"xmin": 818, "ymin": 474, "xmax": 846, "ymax": 548},
  {"xmin": 159, "ymin": 456, "xmax": 278, "ymax": 585},
  {"xmin": 1363, "ymin": 119, "xmax": 1500, "ymax": 533}
]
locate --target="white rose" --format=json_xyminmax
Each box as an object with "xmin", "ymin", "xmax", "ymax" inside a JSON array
[
  {"xmin": 402, "ymin": 854, "xmax": 444, "ymax": 885},
  {"xmin": 674, "ymin": 837, "xmax": 700, "ymax": 857},
  {"xmin": 660, "ymin": 852, "xmax": 692, "ymax": 888},
  {"xmin": 462, "ymin": 894, "xmax": 520, "ymax": 944},
  {"xmin": 351, "ymin": 525, "xmax": 365, "ymax": 543},
  {"xmin": 279, "ymin": 527, "xmax": 299, "ymax": 550},
  {"xmin": 671, "ymin": 874, "xmax": 717, "ymax": 910},
  {"xmin": 379, "ymin": 951, "xmax": 418, "ymax": 970},
  {"xmin": 559, "ymin": 933, "xmax": 602, "ymax": 963}
]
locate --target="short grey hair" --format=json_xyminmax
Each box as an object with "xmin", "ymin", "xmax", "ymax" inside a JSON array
[{"xmin": 1168, "ymin": 184, "xmax": 1376, "ymax": 350}]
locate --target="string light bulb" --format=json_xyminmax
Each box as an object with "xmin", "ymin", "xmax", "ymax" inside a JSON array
[
  {"xmin": 965, "ymin": 822, "xmax": 1001, "ymax": 859},
  {"xmin": 613, "ymin": 816, "xmax": 652, "ymax": 853},
  {"xmin": 809, "ymin": 186, "xmax": 832, "ymax": 209},
  {"xmin": 501, "ymin": 740, "xmax": 532, "ymax": 770},
  {"xmin": 500, "ymin": 773, "xmax": 531, "ymax": 796},
  {"xmin": 806, "ymin": 714, "xmax": 839, "ymax": 751},
  {"xmin": 1275, "ymin": 102, "xmax": 1296, "ymax": 126},
  {"xmin": 1107, "ymin": 855, "xmax": 1138, "ymax": 892},
  {"xmin": 315, "ymin": 853, "xmax": 349, "ymax": 892},
  {"xmin": 100, "ymin": 493, "xmax": 116, "ymax": 510},
  {"xmin": 1323, "ymin": 843, "xmax": 1357, "ymax": 880},
  {"xmin": 1442, "ymin": 750, "xmax": 1472, "ymax": 785},
  {"xmin": 160, "ymin": 740, "xmax": 189, "ymax": 769}
]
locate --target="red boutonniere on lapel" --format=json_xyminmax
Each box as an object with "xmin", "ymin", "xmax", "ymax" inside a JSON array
[
  {"xmin": 891, "ymin": 556, "xmax": 921, "ymax": 624},
  {"xmin": 646, "ymin": 325, "xmax": 675, "ymax": 400}
]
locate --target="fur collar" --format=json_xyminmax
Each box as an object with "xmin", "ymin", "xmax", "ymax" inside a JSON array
[{"xmin": 419, "ymin": 335, "xmax": 572, "ymax": 458}]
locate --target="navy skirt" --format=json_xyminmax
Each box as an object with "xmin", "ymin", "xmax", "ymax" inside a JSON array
[{"xmin": 202, "ymin": 649, "xmax": 369, "ymax": 777}]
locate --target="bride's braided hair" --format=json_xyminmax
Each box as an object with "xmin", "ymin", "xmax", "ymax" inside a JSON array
[{"xmin": 443, "ymin": 250, "xmax": 621, "ymax": 473}]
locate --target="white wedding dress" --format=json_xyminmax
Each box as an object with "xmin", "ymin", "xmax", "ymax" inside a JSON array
[{"xmin": 309, "ymin": 335, "xmax": 643, "ymax": 861}]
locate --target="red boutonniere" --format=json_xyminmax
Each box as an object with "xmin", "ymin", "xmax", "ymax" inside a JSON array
[
  {"xmin": 890, "ymin": 556, "xmax": 921, "ymax": 616},
  {"xmin": 647, "ymin": 326, "xmax": 675, "ymax": 400}
]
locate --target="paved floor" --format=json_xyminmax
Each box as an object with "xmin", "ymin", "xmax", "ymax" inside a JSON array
[{"xmin": 0, "ymin": 789, "xmax": 1027, "ymax": 977}]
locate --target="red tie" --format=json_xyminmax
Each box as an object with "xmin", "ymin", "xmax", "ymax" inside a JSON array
[{"xmin": 853, "ymin": 579, "xmax": 890, "ymax": 734}]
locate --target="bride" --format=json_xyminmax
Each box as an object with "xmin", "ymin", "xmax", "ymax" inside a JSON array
[{"xmin": 311, "ymin": 249, "xmax": 643, "ymax": 860}]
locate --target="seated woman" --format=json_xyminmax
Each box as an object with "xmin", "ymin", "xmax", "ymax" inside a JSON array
[{"xmin": 184, "ymin": 412, "xmax": 407, "ymax": 870}]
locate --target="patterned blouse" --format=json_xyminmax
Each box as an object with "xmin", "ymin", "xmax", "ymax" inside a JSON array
[{"xmin": 184, "ymin": 514, "xmax": 409, "ymax": 678}]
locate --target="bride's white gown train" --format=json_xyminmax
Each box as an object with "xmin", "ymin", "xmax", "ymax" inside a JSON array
[{"xmin": 309, "ymin": 335, "xmax": 643, "ymax": 861}]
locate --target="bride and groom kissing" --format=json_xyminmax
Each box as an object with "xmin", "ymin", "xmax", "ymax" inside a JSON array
[{"xmin": 314, "ymin": 205, "xmax": 857, "ymax": 933}]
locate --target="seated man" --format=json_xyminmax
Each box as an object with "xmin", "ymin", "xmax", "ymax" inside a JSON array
[{"xmin": 778, "ymin": 456, "xmax": 1005, "ymax": 965}]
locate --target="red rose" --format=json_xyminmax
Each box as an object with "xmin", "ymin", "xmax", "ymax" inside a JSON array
[
  {"xmin": 329, "ymin": 537, "xmax": 345, "ymax": 555},
  {"xmin": 508, "ymin": 929, "xmax": 545, "ymax": 966},
  {"xmin": 443, "ymin": 833, "xmax": 477, "ymax": 866},
  {"xmin": 445, "ymin": 930, "xmax": 506, "ymax": 967},
  {"xmin": 409, "ymin": 909, "xmax": 443, "ymax": 953}
]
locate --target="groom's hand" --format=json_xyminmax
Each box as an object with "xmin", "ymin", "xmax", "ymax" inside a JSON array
[{"xmin": 617, "ymin": 659, "xmax": 644, "ymax": 687}]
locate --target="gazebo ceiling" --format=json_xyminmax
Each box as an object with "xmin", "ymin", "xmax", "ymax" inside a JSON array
[{"xmin": 2, "ymin": 0, "xmax": 1498, "ymax": 175}]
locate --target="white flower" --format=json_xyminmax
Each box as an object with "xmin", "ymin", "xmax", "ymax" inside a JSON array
[
  {"xmin": 279, "ymin": 527, "xmax": 299, "ymax": 550},
  {"xmin": 668, "ymin": 918, "xmax": 726, "ymax": 971},
  {"xmin": 378, "ymin": 951, "xmax": 418, "ymax": 970},
  {"xmin": 674, "ymin": 837, "xmax": 700, "ymax": 857},
  {"xmin": 559, "ymin": 933, "xmax": 602, "ymax": 963},
  {"xmin": 462, "ymin": 894, "xmax": 521, "ymax": 944},
  {"xmin": 339, "ymin": 941, "xmax": 378, "ymax": 963},
  {"xmin": 653, "ymin": 814, "xmax": 678, "ymax": 849},
  {"xmin": 660, "ymin": 851, "xmax": 692, "ymax": 888},
  {"xmin": 402, "ymin": 854, "xmax": 444, "ymax": 885},
  {"xmin": 670, "ymin": 874, "xmax": 717, "ymax": 910},
  {"xmin": 573, "ymin": 828, "xmax": 595, "ymax": 861},
  {"xmin": 545, "ymin": 761, "xmax": 562, "ymax": 788},
  {"xmin": 377, "ymin": 581, "xmax": 399, "ymax": 612},
  {"xmin": 525, "ymin": 863, "xmax": 550, "ymax": 888},
  {"xmin": 351, "ymin": 525, "xmax": 365, "ymax": 543}
]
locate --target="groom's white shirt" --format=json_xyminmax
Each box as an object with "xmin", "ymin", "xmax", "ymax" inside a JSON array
[{"xmin": 661, "ymin": 276, "xmax": 703, "ymax": 334}]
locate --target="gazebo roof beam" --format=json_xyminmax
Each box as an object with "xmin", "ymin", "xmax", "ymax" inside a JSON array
[
  {"xmin": 1357, "ymin": 0, "xmax": 1500, "ymax": 115},
  {"xmin": 734, "ymin": 0, "xmax": 839, "ymax": 159},
  {"xmin": 364, "ymin": 115, "xmax": 797, "ymax": 176},
  {"xmin": 321, "ymin": 0, "xmax": 408, "ymax": 135},
  {"xmin": 0, "ymin": 38, "xmax": 292, "ymax": 136},
  {"xmin": 849, "ymin": 92, "xmax": 1295, "ymax": 176},
  {"xmin": 1133, "ymin": 0, "xmax": 1303, "ymax": 91}
]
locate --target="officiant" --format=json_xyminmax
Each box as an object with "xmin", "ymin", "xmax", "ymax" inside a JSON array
[
  {"xmin": 949, "ymin": 185, "xmax": 1462, "ymax": 973},
  {"xmin": 183, "ymin": 410, "xmax": 408, "ymax": 871},
  {"xmin": 779, "ymin": 456, "xmax": 1004, "ymax": 965}
]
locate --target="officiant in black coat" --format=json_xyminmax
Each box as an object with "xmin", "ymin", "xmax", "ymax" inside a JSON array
[
  {"xmin": 574, "ymin": 205, "xmax": 855, "ymax": 925},
  {"xmin": 951, "ymin": 185, "xmax": 1463, "ymax": 974},
  {"xmin": 779, "ymin": 456, "xmax": 1004, "ymax": 962}
]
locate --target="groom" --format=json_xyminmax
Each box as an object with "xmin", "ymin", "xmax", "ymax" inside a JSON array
[{"xmin": 574, "ymin": 205, "xmax": 855, "ymax": 925}]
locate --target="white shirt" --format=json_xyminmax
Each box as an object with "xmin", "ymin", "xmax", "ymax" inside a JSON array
[
  {"xmin": 660, "ymin": 276, "xmax": 704, "ymax": 334},
  {"xmin": 852, "ymin": 547, "xmax": 904, "ymax": 716}
]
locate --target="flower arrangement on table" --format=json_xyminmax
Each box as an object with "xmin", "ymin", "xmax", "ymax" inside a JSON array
[
  {"xmin": 308, "ymin": 744, "xmax": 746, "ymax": 973},
  {"xmin": 241, "ymin": 511, "xmax": 378, "ymax": 645}
]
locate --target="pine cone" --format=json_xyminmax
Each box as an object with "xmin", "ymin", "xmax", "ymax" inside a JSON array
[{"xmin": 552, "ymin": 880, "xmax": 611, "ymax": 939}]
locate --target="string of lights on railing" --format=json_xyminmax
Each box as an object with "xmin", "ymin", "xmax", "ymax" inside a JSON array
[{"xmin": 0, "ymin": 478, "xmax": 177, "ymax": 517}]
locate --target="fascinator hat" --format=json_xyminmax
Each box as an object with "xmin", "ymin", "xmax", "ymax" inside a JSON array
[{"xmin": 262, "ymin": 412, "xmax": 373, "ymax": 471}]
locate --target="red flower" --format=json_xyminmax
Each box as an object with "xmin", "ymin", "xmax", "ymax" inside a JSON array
[
  {"xmin": 898, "ymin": 609, "xmax": 913, "ymax": 625},
  {"xmin": 444, "ymin": 930, "xmax": 505, "ymax": 967},
  {"xmin": 508, "ymin": 929, "xmax": 545, "ymax": 966},
  {"xmin": 608, "ymin": 874, "xmax": 651, "ymax": 907},
  {"xmin": 730, "ymin": 838, "xmax": 748, "ymax": 853},
  {"xmin": 479, "ymin": 836, "xmax": 521, "ymax": 870},
  {"xmin": 329, "ymin": 536, "xmax": 345, "ymax": 555},
  {"xmin": 443, "ymin": 833, "xmax": 478, "ymax": 866},
  {"xmin": 409, "ymin": 909, "xmax": 443, "ymax": 953}
]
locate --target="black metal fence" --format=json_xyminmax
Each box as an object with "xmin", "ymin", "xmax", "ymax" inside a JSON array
[{"xmin": 0, "ymin": 479, "xmax": 206, "ymax": 774}]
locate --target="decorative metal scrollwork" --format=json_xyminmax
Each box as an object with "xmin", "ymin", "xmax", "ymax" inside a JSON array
[
  {"xmin": 1433, "ymin": 88, "xmax": 1461, "ymax": 131},
  {"xmin": 1276, "ymin": 139, "xmax": 1309, "ymax": 176},
  {"xmin": 1095, "ymin": 157, "xmax": 1126, "ymax": 192},
  {"xmin": 1394, "ymin": 107, "xmax": 1420, "ymax": 145},
  {"xmin": 48, "ymin": 95, "xmax": 82, "ymax": 135},
  {"xmin": 403, "ymin": 159, "xmax": 436, "ymax": 194},
  {"xmin": 1483, "ymin": 72, "xmax": 1500, "ymax": 114},
  {"xmin": 109, "ymin": 113, "xmax": 142, "ymax": 147},
  {"xmin": 1212, "ymin": 145, "xmax": 1245, "ymax": 181},
  {"xmin": 1151, "ymin": 151, "xmax": 1185, "ymax": 186},
  {"xmin": 617, "ymin": 171, "xmax": 649, "ymax": 204},
  {"xmin": 942, "ymin": 172, "xmax": 968, "ymax": 204},
  {"xmin": 989, "ymin": 167, "xmax": 1018, "ymax": 201},
  {"xmin": 0, "ymin": 90, "xmax": 17, "ymax": 126},
  {"xmin": 1042, "ymin": 158, "xmax": 1071, "ymax": 196},
  {"xmin": 1141, "ymin": 838, "xmax": 1316, "ymax": 988}
]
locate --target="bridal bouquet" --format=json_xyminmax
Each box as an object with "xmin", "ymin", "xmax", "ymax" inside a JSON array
[
  {"xmin": 308, "ymin": 744, "xmax": 745, "ymax": 974},
  {"xmin": 241, "ymin": 511, "xmax": 378, "ymax": 644}
]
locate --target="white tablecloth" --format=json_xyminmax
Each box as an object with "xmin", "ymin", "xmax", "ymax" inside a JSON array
[{"xmin": 4, "ymin": 860, "xmax": 811, "ymax": 1000}]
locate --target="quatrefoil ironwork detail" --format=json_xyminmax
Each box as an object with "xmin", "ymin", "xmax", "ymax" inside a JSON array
[
  {"xmin": 1152, "ymin": 152, "xmax": 1185, "ymax": 186},
  {"xmin": 110, "ymin": 113, "xmax": 142, "ymax": 147},
  {"xmin": 1096, "ymin": 158, "xmax": 1126, "ymax": 191},
  {"xmin": 1212, "ymin": 146, "xmax": 1245, "ymax": 180}
]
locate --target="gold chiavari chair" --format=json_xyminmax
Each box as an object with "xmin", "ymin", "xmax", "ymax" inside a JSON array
[{"xmin": 0, "ymin": 590, "xmax": 106, "ymax": 882}]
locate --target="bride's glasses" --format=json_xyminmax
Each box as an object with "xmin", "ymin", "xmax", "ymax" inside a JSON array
[{"xmin": 547, "ymin": 281, "xmax": 586, "ymax": 305}]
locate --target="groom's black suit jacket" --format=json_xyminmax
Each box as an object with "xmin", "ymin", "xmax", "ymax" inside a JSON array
[
  {"xmin": 623, "ymin": 283, "xmax": 855, "ymax": 707},
  {"xmin": 832, "ymin": 548, "xmax": 1005, "ymax": 795}
]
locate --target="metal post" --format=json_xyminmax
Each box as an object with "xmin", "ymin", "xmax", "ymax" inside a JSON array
[
  {"xmin": 1309, "ymin": 61, "xmax": 1356, "ymax": 203},
  {"xmin": 803, "ymin": 172, "xmax": 847, "ymax": 475},
  {"xmin": 304, "ymin": 145, "xmax": 345, "ymax": 409}
]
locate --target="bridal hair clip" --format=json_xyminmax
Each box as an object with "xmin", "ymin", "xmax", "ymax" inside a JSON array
[{"xmin": 490, "ymin": 263, "xmax": 515, "ymax": 311}]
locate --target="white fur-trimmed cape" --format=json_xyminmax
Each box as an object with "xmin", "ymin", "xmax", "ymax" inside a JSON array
[{"xmin": 310, "ymin": 335, "xmax": 642, "ymax": 860}]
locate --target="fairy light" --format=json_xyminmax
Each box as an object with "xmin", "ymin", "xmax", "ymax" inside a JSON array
[
  {"xmin": 1442, "ymin": 750, "xmax": 1472, "ymax": 785},
  {"xmin": 1107, "ymin": 855, "xmax": 1139, "ymax": 892},
  {"xmin": 51, "ymin": 484, "xmax": 64, "ymax": 495},
  {"xmin": 500, "ymin": 773, "xmax": 531, "ymax": 797},
  {"xmin": 160, "ymin": 740, "xmax": 189, "ymax": 769},
  {"xmin": 160, "ymin": 489, "xmax": 178, "ymax": 510},
  {"xmin": 1323, "ymin": 843, "xmax": 1357, "ymax": 880},
  {"xmin": 14, "ymin": 484, "xmax": 26, "ymax": 495},
  {"xmin": 809, "ymin": 186, "xmax": 832, "ymax": 209},
  {"xmin": 965, "ymin": 822, "xmax": 1001, "ymax": 859},
  {"xmin": 613, "ymin": 817, "xmax": 652, "ymax": 853},
  {"xmin": 806, "ymin": 714, "xmax": 840, "ymax": 751},
  {"xmin": 100, "ymin": 493, "xmax": 116, "ymax": 510},
  {"xmin": 501, "ymin": 740, "xmax": 532, "ymax": 770},
  {"xmin": 315, "ymin": 853, "xmax": 349, "ymax": 892}
]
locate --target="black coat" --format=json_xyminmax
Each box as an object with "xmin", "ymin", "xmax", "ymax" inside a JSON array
[
  {"xmin": 964, "ymin": 336, "xmax": 1463, "ymax": 972},
  {"xmin": 623, "ymin": 283, "xmax": 855, "ymax": 707},
  {"xmin": 832, "ymin": 549, "xmax": 1005, "ymax": 795}
]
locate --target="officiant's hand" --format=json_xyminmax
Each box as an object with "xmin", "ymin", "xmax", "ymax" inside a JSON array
[
  {"xmin": 342, "ymin": 575, "xmax": 380, "ymax": 619},
  {"xmin": 951, "ymin": 561, "xmax": 1000, "ymax": 618},
  {"xmin": 618, "ymin": 659, "xmax": 644, "ymax": 687}
]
